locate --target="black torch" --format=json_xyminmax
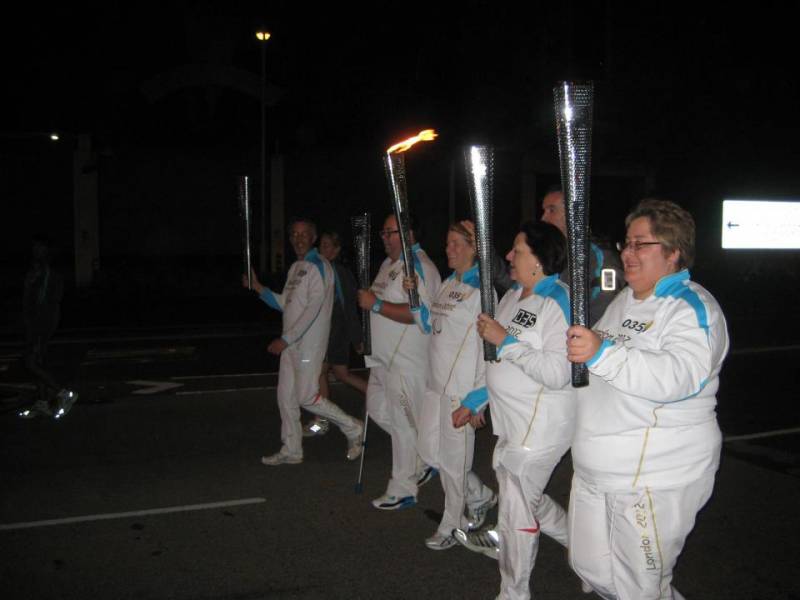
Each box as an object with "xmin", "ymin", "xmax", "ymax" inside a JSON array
[{"xmin": 351, "ymin": 212, "xmax": 372, "ymax": 356}]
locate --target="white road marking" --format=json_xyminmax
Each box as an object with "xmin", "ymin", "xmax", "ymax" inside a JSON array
[
  {"xmin": 177, "ymin": 386, "xmax": 277, "ymax": 395},
  {"xmin": 127, "ymin": 380, "xmax": 185, "ymax": 395},
  {"xmin": 0, "ymin": 498, "xmax": 266, "ymax": 531},
  {"xmin": 172, "ymin": 372, "xmax": 274, "ymax": 380},
  {"xmin": 724, "ymin": 427, "xmax": 800, "ymax": 442}
]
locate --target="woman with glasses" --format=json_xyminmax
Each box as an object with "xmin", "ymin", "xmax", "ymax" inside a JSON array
[
  {"xmin": 566, "ymin": 199, "xmax": 729, "ymax": 599},
  {"xmin": 405, "ymin": 221, "xmax": 497, "ymax": 550},
  {"xmin": 452, "ymin": 220, "xmax": 573, "ymax": 600}
]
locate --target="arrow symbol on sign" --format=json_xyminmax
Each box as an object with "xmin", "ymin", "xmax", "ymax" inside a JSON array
[
  {"xmin": 727, "ymin": 221, "xmax": 740, "ymax": 228},
  {"xmin": 127, "ymin": 380, "xmax": 184, "ymax": 395}
]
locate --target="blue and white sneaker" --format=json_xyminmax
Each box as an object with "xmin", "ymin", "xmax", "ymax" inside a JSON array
[
  {"xmin": 416, "ymin": 466, "xmax": 438, "ymax": 487},
  {"xmin": 371, "ymin": 493, "xmax": 416, "ymax": 511}
]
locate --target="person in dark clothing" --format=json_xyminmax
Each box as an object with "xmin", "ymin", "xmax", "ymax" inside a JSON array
[
  {"xmin": 304, "ymin": 231, "xmax": 367, "ymax": 436},
  {"xmin": 19, "ymin": 237, "xmax": 76, "ymax": 419}
]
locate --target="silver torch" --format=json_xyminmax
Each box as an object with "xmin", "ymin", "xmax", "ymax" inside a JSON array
[
  {"xmin": 464, "ymin": 145, "xmax": 497, "ymax": 361},
  {"xmin": 383, "ymin": 129, "xmax": 438, "ymax": 308},
  {"xmin": 351, "ymin": 212, "xmax": 372, "ymax": 357},
  {"xmin": 554, "ymin": 81, "xmax": 593, "ymax": 388},
  {"xmin": 237, "ymin": 175, "xmax": 253, "ymax": 289}
]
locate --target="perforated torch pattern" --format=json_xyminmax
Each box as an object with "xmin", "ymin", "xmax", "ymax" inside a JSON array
[
  {"xmin": 464, "ymin": 145, "xmax": 498, "ymax": 361},
  {"xmin": 383, "ymin": 153, "xmax": 420, "ymax": 308},
  {"xmin": 554, "ymin": 81, "xmax": 593, "ymax": 387}
]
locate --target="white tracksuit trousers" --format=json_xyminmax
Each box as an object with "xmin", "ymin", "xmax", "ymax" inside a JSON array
[
  {"xmin": 417, "ymin": 389, "xmax": 494, "ymax": 536},
  {"xmin": 277, "ymin": 346, "xmax": 361, "ymax": 459},
  {"xmin": 367, "ymin": 366, "xmax": 425, "ymax": 498},
  {"xmin": 568, "ymin": 473, "xmax": 714, "ymax": 600},
  {"xmin": 495, "ymin": 444, "xmax": 570, "ymax": 600}
]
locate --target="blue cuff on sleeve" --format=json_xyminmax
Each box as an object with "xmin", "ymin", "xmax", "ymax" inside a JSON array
[
  {"xmin": 496, "ymin": 335, "xmax": 518, "ymax": 357},
  {"xmin": 462, "ymin": 387, "xmax": 489, "ymax": 415},
  {"xmin": 586, "ymin": 339, "xmax": 614, "ymax": 368},
  {"xmin": 259, "ymin": 289, "xmax": 282, "ymax": 312}
]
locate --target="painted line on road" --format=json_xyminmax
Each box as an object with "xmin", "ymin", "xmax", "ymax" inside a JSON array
[
  {"xmin": 731, "ymin": 344, "xmax": 800, "ymax": 356},
  {"xmin": 724, "ymin": 427, "xmax": 800, "ymax": 442},
  {"xmin": 0, "ymin": 498, "xmax": 267, "ymax": 531},
  {"xmin": 172, "ymin": 372, "xmax": 275, "ymax": 380},
  {"xmin": 174, "ymin": 380, "xmax": 358, "ymax": 395},
  {"xmin": 177, "ymin": 386, "xmax": 277, "ymax": 395}
]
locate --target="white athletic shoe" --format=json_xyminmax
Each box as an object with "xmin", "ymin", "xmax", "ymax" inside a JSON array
[
  {"xmin": 453, "ymin": 526, "xmax": 500, "ymax": 559},
  {"xmin": 371, "ymin": 493, "xmax": 416, "ymax": 511},
  {"xmin": 581, "ymin": 581, "xmax": 594, "ymax": 594},
  {"xmin": 261, "ymin": 452, "xmax": 302, "ymax": 466},
  {"xmin": 303, "ymin": 418, "xmax": 329, "ymax": 437},
  {"xmin": 346, "ymin": 420, "xmax": 364, "ymax": 461},
  {"xmin": 53, "ymin": 389, "xmax": 78, "ymax": 420},
  {"xmin": 18, "ymin": 400, "xmax": 51, "ymax": 419},
  {"xmin": 425, "ymin": 531, "xmax": 457, "ymax": 551},
  {"xmin": 466, "ymin": 493, "xmax": 498, "ymax": 530}
]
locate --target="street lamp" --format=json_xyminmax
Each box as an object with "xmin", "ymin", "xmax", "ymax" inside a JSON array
[{"xmin": 256, "ymin": 30, "xmax": 271, "ymax": 274}]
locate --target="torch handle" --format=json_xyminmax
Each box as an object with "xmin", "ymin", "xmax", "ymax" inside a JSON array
[{"xmin": 361, "ymin": 307, "xmax": 372, "ymax": 357}]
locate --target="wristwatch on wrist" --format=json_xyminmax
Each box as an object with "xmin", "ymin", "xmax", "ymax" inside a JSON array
[{"xmin": 371, "ymin": 299, "xmax": 383, "ymax": 314}]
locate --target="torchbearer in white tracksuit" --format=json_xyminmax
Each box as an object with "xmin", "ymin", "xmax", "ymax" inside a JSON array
[
  {"xmin": 245, "ymin": 218, "xmax": 364, "ymax": 466},
  {"xmin": 407, "ymin": 222, "xmax": 496, "ymax": 550},
  {"xmin": 567, "ymin": 199, "xmax": 729, "ymax": 600},
  {"xmin": 453, "ymin": 221, "xmax": 574, "ymax": 600},
  {"xmin": 357, "ymin": 214, "xmax": 442, "ymax": 510}
]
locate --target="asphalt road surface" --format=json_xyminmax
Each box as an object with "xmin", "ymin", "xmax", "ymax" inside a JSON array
[{"xmin": 1, "ymin": 330, "xmax": 798, "ymax": 599}]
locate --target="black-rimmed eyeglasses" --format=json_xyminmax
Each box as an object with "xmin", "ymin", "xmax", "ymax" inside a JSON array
[{"xmin": 616, "ymin": 240, "xmax": 662, "ymax": 252}]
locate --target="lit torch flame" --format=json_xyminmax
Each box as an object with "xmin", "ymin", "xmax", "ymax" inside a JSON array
[{"xmin": 386, "ymin": 129, "xmax": 438, "ymax": 154}]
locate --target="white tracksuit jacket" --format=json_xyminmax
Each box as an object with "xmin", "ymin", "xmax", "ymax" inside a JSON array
[
  {"xmin": 573, "ymin": 269, "xmax": 729, "ymax": 491},
  {"xmin": 260, "ymin": 247, "xmax": 333, "ymax": 355}
]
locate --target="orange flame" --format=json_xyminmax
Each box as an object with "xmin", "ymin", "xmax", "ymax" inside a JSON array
[{"xmin": 386, "ymin": 129, "xmax": 438, "ymax": 154}]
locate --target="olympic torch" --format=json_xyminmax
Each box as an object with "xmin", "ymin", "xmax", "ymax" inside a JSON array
[
  {"xmin": 237, "ymin": 175, "xmax": 253, "ymax": 289},
  {"xmin": 384, "ymin": 129, "xmax": 438, "ymax": 308},
  {"xmin": 554, "ymin": 81, "xmax": 593, "ymax": 387},
  {"xmin": 351, "ymin": 212, "xmax": 372, "ymax": 356},
  {"xmin": 464, "ymin": 145, "xmax": 497, "ymax": 361}
]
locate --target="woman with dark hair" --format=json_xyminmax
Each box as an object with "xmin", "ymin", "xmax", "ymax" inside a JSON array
[
  {"xmin": 566, "ymin": 199, "xmax": 729, "ymax": 599},
  {"xmin": 452, "ymin": 221, "xmax": 574, "ymax": 600}
]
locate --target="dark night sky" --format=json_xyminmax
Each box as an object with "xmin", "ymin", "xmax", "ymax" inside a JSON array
[
  {"xmin": 3, "ymin": 2, "xmax": 800, "ymax": 276},
  {"xmin": 6, "ymin": 2, "xmax": 797, "ymax": 156}
]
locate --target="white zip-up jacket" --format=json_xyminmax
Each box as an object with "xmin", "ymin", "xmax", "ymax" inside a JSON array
[
  {"xmin": 259, "ymin": 247, "xmax": 334, "ymax": 354},
  {"xmin": 421, "ymin": 263, "xmax": 491, "ymax": 399},
  {"xmin": 365, "ymin": 244, "xmax": 441, "ymax": 373},
  {"xmin": 573, "ymin": 269, "xmax": 729, "ymax": 491},
  {"xmin": 463, "ymin": 275, "xmax": 573, "ymax": 449}
]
